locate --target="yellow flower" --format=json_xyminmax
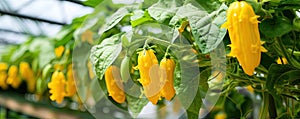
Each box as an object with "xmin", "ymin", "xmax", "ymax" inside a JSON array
[
  {"xmin": 66, "ymin": 64, "xmax": 76, "ymax": 97},
  {"xmin": 0, "ymin": 71, "xmax": 8, "ymax": 89},
  {"xmin": 105, "ymin": 66, "xmax": 125, "ymax": 103},
  {"xmin": 222, "ymin": 1, "xmax": 267, "ymax": 76},
  {"xmin": 160, "ymin": 58, "xmax": 176, "ymax": 101},
  {"xmin": 0, "ymin": 63, "xmax": 8, "ymax": 71},
  {"xmin": 55, "ymin": 46, "xmax": 65, "ymax": 58},
  {"xmin": 214, "ymin": 113, "xmax": 227, "ymax": 119},
  {"xmin": 48, "ymin": 71, "xmax": 66, "ymax": 104},
  {"xmin": 137, "ymin": 49, "xmax": 162, "ymax": 104},
  {"xmin": 6, "ymin": 65, "xmax": 22, "ymax": 89},
  {"xmin": 277, "ymin": 57, "xmax": 288, "ymax": 64},
  {"xmin": 19, "ymin": 62, "xmax": 36, "ymax": 92}
]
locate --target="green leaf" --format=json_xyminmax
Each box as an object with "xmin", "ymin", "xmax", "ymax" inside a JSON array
[
  {"xmin": 148, "ymin": 0, "xmax": 184, "ymax": 23},
  {"xmin": 90, "ymin": 78, "xmax": 104, "ymax": 102},
  {"xmin": 39, "ymin": 41, "xmax": 55, "ymax": 69},
  {"xmin": 130, "ymin": 10, "xmax": 155, "ymax": 27},
  {"xmin": 259, "ymin": 17, "xmax": 293, "ymax": 38},
  {"xmin": 278, "ymin": 0, "xmax": 300, "ymax": 9},
  {"xmin": 266, "ymin": 64, "xmax": 296, "ymax": 95},
  {"xmin": 99, "ymin": 5, "xmax": 138, "ymax": 35},
  {"xmin": 195, "ymin": 0, "xmax": 222, "ymax": 13},
  {"xmin": 42, "ymin": 64, "xmax": 52, "ymax": 79},
  {"xmin": 83, "ymin": 0, "xmax": 104, "ymax": 7},
  {"xmin": 278, "ymin": 70, "xmax": 300, "ymax": 85},
  {"xmin": 126, "ymin": 95, "xmax": 148, "ymax": 117},
  {"xmin": 73, "ymin": 43, "xmax": 91, "ymax": 104},
  {"xmin": 10, "ymin": 45, "xmax": 28, "ymax": 63},
  {"xmin": 186, "ymin": 85, "xmax": 203, "ymax": 119},
  {"xmin": 90, "ymin": 34, "xmax": 122, "ymax": 80},
  {"xmin": 177, "ymin": 3, "xmax": 227, "ymax": 53}
]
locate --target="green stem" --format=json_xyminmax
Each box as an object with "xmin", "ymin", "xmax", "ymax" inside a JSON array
[
  {"xmin": 291, "ymin": 31, "xmax": 297, "ymax": 55},
  {"xmin": 259, "ymin": 92, "xmax": 269, "ymax": 119},
  {"xmin": 163, "ymin": 45, "xmax": 172, "ymax": 58},
  {"xmin": 287, "ymin": 49, "xmax": 300, "ymax": 56},
  {"xmin": 268, "ymin": 94, "xmax": 277, "ymax": 118},
  {"xmin": 0, "ymin": 107, "xmax": 6, "ymax": 119},
  {"xmin": 292, "ymin": 99, "xmax": 295, "ymax": 117}
]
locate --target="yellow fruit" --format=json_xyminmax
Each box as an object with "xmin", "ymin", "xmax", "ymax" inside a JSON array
[
  {"xmin": 0, "ymin": 71, "xmax": 8, "ymax": 89},
  {"xmin": 137, "ymin": 49, "xmax": 161, "ymax": 104},
  {"xmin": 66, "ymin": 64, "xmax": 76, "ymax": 97},
  {"xmin": 246, "ymin": 85, "xmax": 254, "ymax": 93},
  {"xmin": 214, "ymin": 113, "xmax": 227, "ymax": 119},
  {"xmin": 19, "ymin": 62, "xmax": 36, "ymax": 92},
  {"xmin": 48, "ymin": 71, "xmax": 66, "ymax": 104},
  {"xmin": 55, "ymin": 46, "xmax": 65, "ymax": 58},
  {"xmin": 6, "ymin": 65, "xmax": 22, "ymax": 89},
  {"xmin": 137, "ymin": 49, "xmax": 159, "ymax": 86},
  {"xmin": 105, "ymin": 66, "xmax": 125, "ymax": 103},
  {"xmin": 222, "ymin": 1, "xmax": 267, "ymax": 76},
  {"xmin": 276, "ymin": 57, "xmax": 288, "ymax": 64},
  {"xmin": 160, "ymin": 58, "xmax": 176, "ymax": 100},
  {"xmin": 0, "ymin": 63, "xmax": 8, "ymax": 71}
]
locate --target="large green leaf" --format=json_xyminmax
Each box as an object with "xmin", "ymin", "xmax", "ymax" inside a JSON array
[
  {"xmin": 148, "ymin": 0, "xmax": 184, "ymax": 23},
  {"xmin": 175, "ymin": 3, "xmax": 227, "ymax": 53},
  {"xmin": 29, "ymin": 38, "xmax": 55, "ymax": 69},
  {"xmin": 130, "ymin": 10, "xmax": 155, "ymax": 27},
  {"xmin": 195, "ymin": 0, "xmax": 222, "ymax": 13},
  {"xmin": 83, "ymin": 0, "xmax": 104, "ymax": 7},
  {"xmin": 10, "ymin": 45, "xmax": 28, "ymax": 63},
  {"xmin": 186, "ymin": 86, "xmax": 202, "ymax": 119},
  {"xmin": 126, "ymin": 95, "xmax": 148, "ymax": 117},
  {"xmin": 99, "ymin": 5, "xmax": 138, "ymax": 35},
  {"xmin": 259, "ymin": 17, "xmax": 293, "ymax": 38},
  {"xmin": 90, "ymin": 34, "xmax": 122, "ymax": 80},
  {"xmin": 266, "ymin": 64, "xmax": 297, "ymax": 95}
]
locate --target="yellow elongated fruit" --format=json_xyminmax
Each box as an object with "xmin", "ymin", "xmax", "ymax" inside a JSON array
[
  {"xmin": 137, "ymin": 49, "xmax": 159, "ymax": 86},
  {"xmin": 222, "ymin": 1, "xmax": 267, "ymax": 76},
  {"xmin": 137, "ymin": 49, "xmax": 162, "ymax": 104},
  {"xmin": 66, "ymin": 64, "xmax": 76, "ymax": 97},
  {"xmin": 0, "ymin": 63, "xmax": 8, "ymax": 71},
  {"xmin": 6, "ymin": 65, "xmax": 22, "ymax": 89},
  {"xmin": 105, "ymin": 66, "xmax": 125, "ymax": 103},
  {"xmin": 214, "ymin": 113, "xmax": 227, "ymax": 119},
  {"xmin": 0, "ymin": 71, "xmax": 8, "ymax": 89},
  {"xmin": 55, "ymin": 46, "xmax": 65, "ymax": 58},
  {"xmin": 48, "ymin": 71, "xmax": 66, "ymax": 104},
  {"xmin": 0, "ymin": 63, "xmax": 8, "ymax": 89},
  {"xmin": 19, "ymin": 62, "xmax": 36, "ymax": 92},
  {"xmin": 277, "ymin": 57, "xmax": 288, "ymax": 64},
  {"xmin": 160, "ymin": 58, "xmax": 176, "ymax": 100},
  {"xmin": 246, "ymin": 85, "xmax": 254, "ymax": 93}
]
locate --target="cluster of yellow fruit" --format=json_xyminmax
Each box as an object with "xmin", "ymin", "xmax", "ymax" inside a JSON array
[
  {"xmin": 104, "ymin": 49, "xmax": 176, "ymax": 105},
  {"xmin": 222, "ymin": 1, "xmax": 267, "ymax": 76},
  {"xmin": 48, "ymin": 64, "xmax": 76, "ymax": 104},
  {"xmin": 47, "ymin": 46, "xmax": 76, "ymax": 104},
  {"xmin": 0, "ymin": 62, "xmax": 35, "ymax": 92}
]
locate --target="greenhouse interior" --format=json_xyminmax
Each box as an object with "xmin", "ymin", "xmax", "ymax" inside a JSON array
[{"xmin": 0, "ymin": 0, "xmax": 300, "ymax": 118}]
